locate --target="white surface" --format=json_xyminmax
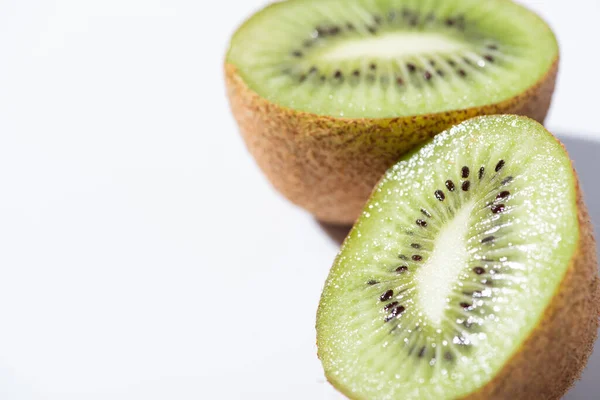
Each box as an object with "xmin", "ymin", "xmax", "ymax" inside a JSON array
[{"xmin": 0, "ymin": 1, "xmax": 598, "ymax": 399}]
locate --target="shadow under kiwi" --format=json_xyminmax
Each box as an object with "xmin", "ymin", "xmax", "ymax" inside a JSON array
[
  {"xmin": 317, "ymin": 221, "xmax": 352, "ymax": 246},
  {"xmin": 317, "ymin": 134, "xmax": 600, "ymax": 398}
]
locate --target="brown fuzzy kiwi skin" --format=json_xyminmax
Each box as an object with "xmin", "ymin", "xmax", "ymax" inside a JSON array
[
  {"xmin": 462, "ymin": 180, "xmax": 600, "ymax": 400},
  {"xmin": 318, "ymin": 164, "xmax": 599, "ymax": 400},
  {"xmin": 225, "ymin": 59, "xmax": 558, "ymax": 225}
]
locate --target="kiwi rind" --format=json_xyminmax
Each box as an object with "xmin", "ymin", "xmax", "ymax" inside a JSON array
[
  {"xmin": 225, "ymin": 59, "xmax": 558, "ymax": 224},
  {"xmin": 315, "ymin": 118, "xmax": 599, "ymax": 400},
  {"xmin": 461, "ymin": 179, "xmax": 599, "ymax": 399}
]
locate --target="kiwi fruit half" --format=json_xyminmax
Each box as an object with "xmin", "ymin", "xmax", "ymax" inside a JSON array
[
  {"xmin": 225, "ymin": 0, "xmax": 559, "ymax": 224},
  {"xmin": 316, "ymin": 115, "xmax": 600, "ymax": 400}
]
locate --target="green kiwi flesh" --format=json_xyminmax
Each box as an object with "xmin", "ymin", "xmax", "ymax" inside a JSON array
[
  {"xmin": 316, "ymin": 116, "xmax": 593, "ymax": 399},
  {"xmin": 226, "ymin": 0, "xmax": 557, "ymax": 118}
]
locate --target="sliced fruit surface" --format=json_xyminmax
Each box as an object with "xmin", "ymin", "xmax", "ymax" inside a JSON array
[
  {"xmin": 317, "ymin": 116, "xmax": 584, "ymax": 399},
  {"xmin": 226, "ymin": 0, "xmax": 558, "ymax": 118}
]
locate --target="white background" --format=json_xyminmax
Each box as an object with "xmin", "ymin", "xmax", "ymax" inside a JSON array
[{"xmin": 0, "ymin": 0, "xmax": 598, "ymax": 399}]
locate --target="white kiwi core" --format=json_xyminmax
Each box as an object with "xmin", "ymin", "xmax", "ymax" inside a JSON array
[
  {"xmin": 322, "ymin": 33, "xmax": 467, "ymax": 61},
  {"xmin": 416, "ymin": 201, "xmax": 474, "ymax": 326}
]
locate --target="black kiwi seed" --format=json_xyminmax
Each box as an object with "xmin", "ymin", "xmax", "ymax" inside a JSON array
[
  {"xmin": 501, "ymin": 176, "xmax": 513, "ymax": 185},
  {"xmin": 385, "ymin": 305, "xmax": 406, "ymax": 322},
  {"xmin": 334, "ymin": 70, "xmax": 343, "ymax": 79},
  {"xmin": 478, "ymin": 167, "xmax": 485, "ymax": 179},
  {"xmin": 412, "ymin": 255, "xmax": 423, "ymax": 261},
  {"xmin": 396, "ymin": 266, "xmax": 408, "ymax": 273},
  {"xmin": 473, "ymin": 266, "xmax": 485, "ymax": 275},
  {"xmin": 367, "ymin": 25, "xmax": 378, "ymax": 34},
  {"xmin": 396, "ymin": 77, "xmax": 404, "ymax": 85},
  {"xmin": 393, "ymin": 305, "xmax": 406, "ymax": 315},
  {"xmin": 462, "ymin": 180, "xmax": 470, "ymax": 191},
  {"xmin": 445, "ymin": 180, "xmax": 455, "ymax": 191},
  {"xmin": 491, "ymin": 204, "xmax": 506, "ymax": 214},
  {"xmin": 329, "ymin": 26, "xmax": 341, "ymax": 36},
  {"xmin": 495, "ymin": 160, "xmax": 505, "ymax": 172},
  {"xmin": 448, "ymin": 59, "xmax": 456, "ymax": 67},
  {"xmin": 421, "ymin": 208, "xmax": 432, "ymax": 218},
  {"xmin": 370, "ymin": 63, "xmax": 377, "ymax": 70},
  {"xmin": 429, "ymin": 60, "xmax": 436, "ymax": 66},
  {"xmin": 292, "ymin": 50, "xmax": 303, "ymax": 58},
  {"xmin": 418, "ymin": 347, "xmax": 426, "ymax": 357},
  {"xmin": 460, "ymin": 302, "xmax": 471, "ymax": 309},
  {"xmin": 458, "ymin": 69, "xmax": 467, "ymax": 77},
  {"xmin": 481, "ymin": 236, "xmax": 495, "ymax": 244},
  {"xmin": 424, "ymin": 71, "xmax": 432, "ymax": 80},
  {"xmin": 411, "ymin": 243, "xmax": 421, "ymax": 249},
  {"xmin": 380, "ymin": 290, "xmax": 394, "ymax": 301},
  {"xmin": 384, "ymin": 301, "xmax": 399, "ymax": 311},
  {"xmin": 352, "ymin": 70, "xmax": 360, "ymax": 77},
  {"xmin": 416, "ymin": 219, "xmax": 428, "ymax": 227},
  {"xmin": 484, "ymin": 55, "xmax": 494, "ymax": 62},
  {"xmin": 367, "ymin": 279, "xmax": 379, "ymax": 285},
  {"xmin": 462, "ymin": 166, "xmax": 470, "ymax": 178},
  {"xmin": 445, "ymin": 18, "xmax": 455, "ymax": 26},
  {"xmin": 497, "ymin": 190, "xmax": 510, "ymax": 199},
  {"xmin": 435, "ymin": 190, "xmax": 445, "ymax": 201},
  {"xmin": 407, "ymin": 63, "xmax": 417, "ymax": 72}
]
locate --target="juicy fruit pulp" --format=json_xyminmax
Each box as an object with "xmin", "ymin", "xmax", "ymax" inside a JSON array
[
  {"xmin": 227, "ymin": 0, "xmax": 558, "ymax": 118},
  {"xmin": 317, "ymin": 116, "xmax": 587, "ymax": 399}
]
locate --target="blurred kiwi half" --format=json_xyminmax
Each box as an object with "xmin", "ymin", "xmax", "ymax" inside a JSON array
[{"xmin": 225, "ymin": 0, "xmax": 559, "ymax": 224}]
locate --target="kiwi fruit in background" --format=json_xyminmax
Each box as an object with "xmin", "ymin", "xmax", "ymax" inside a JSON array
[
  {"xmin": 316, "ymin": 115, "xmax": 600, "ymax": 400},
  {"xmin": 225, "ymin": 0, "xmax": 559, "ymax": 225}
]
